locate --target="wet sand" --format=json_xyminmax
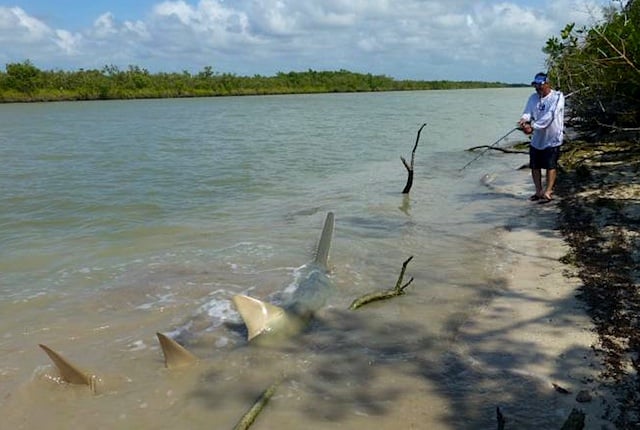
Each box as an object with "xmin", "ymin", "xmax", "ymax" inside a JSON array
[
  {"xmin": 453, "ymin": 138, "xmax": 640, "ymax": 428},
  {"xmin": 457, "ymin": 194, "xmax": 615, "ymax": 428}
]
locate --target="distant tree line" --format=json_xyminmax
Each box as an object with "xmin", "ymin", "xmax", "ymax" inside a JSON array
[
  {"xmin": 0, "ymin": 61, "xmax": 521, "ymax": 103},
  {"xmin": 544, "ymin": 0, "xmax": 639, "ymax": 140}
]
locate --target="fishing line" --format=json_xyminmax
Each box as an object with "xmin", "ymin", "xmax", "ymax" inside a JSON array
[
  {"xmin": 459, "ymin": 85, "xmax": 576, "ymax": 172},
  {"xmin": 459, "ymin": 126, "xmax": 520, "ymax": 171}
]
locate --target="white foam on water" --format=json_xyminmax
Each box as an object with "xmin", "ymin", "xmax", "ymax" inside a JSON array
[
  {"xmin": 199, "ymin": 296, "xmax": 238, "ymax": 326},
  {"xmin": 135, "ymin": 292, "xmax": 176, "ymax": 310},
  {"xmin": 126, "ymin": 340, "xmax": 147, "ymax": 352}
]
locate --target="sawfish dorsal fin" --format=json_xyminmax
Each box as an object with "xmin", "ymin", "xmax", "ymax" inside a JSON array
[
  {"xmin": 232, "ymin": 295, "xmax": 286, "ymax": 341},
  {"xmin": 156, "ymin": 332, "xmax": 199, "ymax": 369},
  {"xmin": 313, "ymin": 212, "xmax": 334, "ymax": 269},
  {"xmin": 38, "ymin": 344, "xmax": 98, "ymax": 392}
]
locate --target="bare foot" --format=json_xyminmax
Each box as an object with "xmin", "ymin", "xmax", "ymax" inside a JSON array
[{"xmin": 539, "ymin": 193, "xmax": 553, "ymax": 203}]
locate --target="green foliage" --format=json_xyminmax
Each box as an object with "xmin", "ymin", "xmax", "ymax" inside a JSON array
[
  {"xmin": 545, "ymin": 0, "xmax": 640, "ymax": 140},
  {"xmin": 2, "ymin": 60, "xmax": 41, "ymax": 94},
  {"xmin": 0, "ymin": 62, "xmax": 516, "ymax": 103}
]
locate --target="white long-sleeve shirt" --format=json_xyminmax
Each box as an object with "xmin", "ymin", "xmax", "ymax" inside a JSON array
[{"xmin": 520, "ymin": 89, "xmax": 565, "ymax": 150}]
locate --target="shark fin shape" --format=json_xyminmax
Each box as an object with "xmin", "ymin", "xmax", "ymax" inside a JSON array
[
  {"xmin": 38, "ymin": 344, "xmax": 98, "ymax": 392},
  {"xmin": 313, "ymin": 212, "xmax": 334, "ymax": 269},
  {"xmin": 232, "ymin": 295, "xmax": 287, "ymax": 341},
  {"xmin": 156, "ymin": 332, "xmax": 199, "ymax": 369}
]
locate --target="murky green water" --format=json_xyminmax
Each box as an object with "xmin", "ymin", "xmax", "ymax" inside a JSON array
[{"xmin": 0, "ymin": 89, "xmax": 563, "ymax": 429}]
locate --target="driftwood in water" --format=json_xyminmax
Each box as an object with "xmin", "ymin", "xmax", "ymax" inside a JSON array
[
  {"xmin": 401, "ymin": 124, "xmax": 426, "ymax": 194},
  {"xmin": 233, "ymin": 377, "xmax": 283, "ymax": 430},
  {"xmin": 496, "ymin": 406, "xmax": 506, "ymax": 430},
  {"xmin": 466, "ymin": 145, "xmax": 527, "ymax": 154},
  {"xmin": 349, "ymin": 256, "xmax": 414, "ymax": 310}
]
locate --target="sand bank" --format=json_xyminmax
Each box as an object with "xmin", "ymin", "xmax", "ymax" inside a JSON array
[{"xmin": 456, "ymin": 168, "xmax": 617, "ymax": 429}]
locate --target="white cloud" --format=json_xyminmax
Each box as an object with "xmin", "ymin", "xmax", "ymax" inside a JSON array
[
  {"xmin": 153, "ymin": 0, "xmax": 196, "ymax": 26},
  {"xmin": 54, "ymin": 29, "xmax": 82, "ymax": 54},
  {"xmin": 0, "ymin": 7, "xmax": 51, "ymax": 43},
  {"xmin": 0, "ymin": 7, "xmax": 85, "ymax": 64},
  {"xmin": 0, "ymin": 0, "xmax": 613, "ymax": 82},
  {"xmin": 93, "ymin": 13, "xmax": 118, "ymax": 37},
  {"xmin": 549, "ymin": 0, "xmax": 605, "ymax": 25},
  {"xmin": 124, "ymin": 20, "xmax": 150, "ymax": 40}
]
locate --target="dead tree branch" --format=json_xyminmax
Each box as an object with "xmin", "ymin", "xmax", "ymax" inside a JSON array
[
  {"xmin": 401, "ymin": 124, "xmax": 426, "ymax": 194},
  {"xmin": 349, "ymin": 256, "xmax": 414, "ymax": 310},
  {"xmin": 466, "ymin": 145, "xmax": 527, "ymax": 154},
  {"xmin": 592, "ymin": 27, "xmax": 640, "ymax": 76},
  {"xmin": 497, "ymin": 407, "xmax": 506, "ymax": 430},
  {"xmin": 233, "ymin": 377, "xmax": 283, "ymax": 430}
]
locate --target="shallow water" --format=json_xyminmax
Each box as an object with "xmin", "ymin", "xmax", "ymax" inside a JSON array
[{"xmin": 0, "ymin": 89, "xmax": 566, "ymax": 429}]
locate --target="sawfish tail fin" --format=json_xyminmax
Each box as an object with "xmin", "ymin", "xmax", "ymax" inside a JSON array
[
  {"xmin": 231, "ymin": 295, "xmax": 288, "ymax": 341},
  {"xmin": 38, "ymin": 344, "xmax": 99, "ymax": 393},
  {"xmin": 156, "ymin": 332, "xmax": 199, "ymax": 369},
  {"xmin": 313, "ymin": 211, "xmax": 334, "ymax": 269}
]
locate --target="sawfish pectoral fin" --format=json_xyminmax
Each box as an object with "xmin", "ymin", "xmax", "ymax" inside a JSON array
[
  {"xmin": 232, "ymin": 295, "xmax": 287, "ymax": 341},
  {"xmin": 156, "ymin": 332, "xmax": 199, "ymax": 369},
  {"xmin": 38, "ymin": 344, "xmax": 99, "ymax": 393}
]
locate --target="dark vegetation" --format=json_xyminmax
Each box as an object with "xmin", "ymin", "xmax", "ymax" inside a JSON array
[
  {"xmin": 0, "ymin": 63, "xmax": 519, "ymax": 103},
  {"xmin": 544, "ymin": 0, "xmax": 640, "ymax": 141},
  {"xmin": 547, "ymin": 0, "xmax": 640, "ymax": 426}
]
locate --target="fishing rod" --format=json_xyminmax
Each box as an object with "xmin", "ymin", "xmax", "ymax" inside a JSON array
[
  {"xmin": 459, "ymin": 85, "xmax": 581, "ymax": 172},
  {"xmin": 459, "ymin": 126, "xmax": 520, "ymax": 171}
]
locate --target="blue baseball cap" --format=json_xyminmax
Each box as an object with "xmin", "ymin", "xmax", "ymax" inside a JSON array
[{"xmin": 531, "ymin": 72, "xmax": 548, "ymax": 85}]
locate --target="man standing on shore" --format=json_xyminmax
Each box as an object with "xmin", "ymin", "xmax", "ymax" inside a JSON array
[{"xmin": 518, "ymin": 72, "xmax": 565, "ymax": 203}]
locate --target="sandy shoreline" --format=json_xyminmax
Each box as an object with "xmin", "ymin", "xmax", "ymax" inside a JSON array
[{"xmin": 457, "ymin": 167, "xmax": 618, "ymax": 428}]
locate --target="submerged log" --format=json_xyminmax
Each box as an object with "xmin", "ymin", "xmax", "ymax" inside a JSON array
[
  {"xmin": 401, "ymin": 124, "xmax": 426, "ymax": 194},
  {"xmin": 465, "ymin": 145, "xmax": 527, "ymax": 154},
  {"xmin": 349, "ymin": 256, "xmax": 414, "ymax": 310},
  {"xmin": 233, "ymin": 377, "xmax": 283, "ymax": 430}
]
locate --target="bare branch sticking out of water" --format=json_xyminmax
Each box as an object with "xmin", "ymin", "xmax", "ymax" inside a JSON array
[
  {"xmin": 466, "ymin": 145, "xmax": 527, "ymax": 154},
  {"xmin": 401, "ymin": 124, "xmax": 426, "ymax": 194},
  {"xmin": 349, "ymin": 256, "xmax": 414, "ymax": 310},
  {"xmin": 233, "ymin": 376, "xmax": 283, "ymax": 430},
  {"xmin": 497, "ymin": 406, "xmax": 506, "ymax": 430}
]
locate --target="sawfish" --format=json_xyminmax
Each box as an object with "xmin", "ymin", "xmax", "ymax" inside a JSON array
[
  {"xmin": 38, "ymin": 212, "xmax": 335, "ymax": 388},
  {"xmin": 38, "ymin": 333, "xmax": 198, "ymax": 392},
  {"xmin": 233, "ymin": 211, "xmax": 335, "ymax": 343},
  {"xmin": 38, "ymin": 344, "xmax": 103, "ymax": 393}
]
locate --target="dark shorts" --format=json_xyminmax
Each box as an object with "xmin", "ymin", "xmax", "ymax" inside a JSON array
[{"xmin": 529, "ymin": 146, "xmax": 560, "ymax": 170}]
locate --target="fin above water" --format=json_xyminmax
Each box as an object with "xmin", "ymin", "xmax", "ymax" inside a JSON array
[
  {"xmin": 232, "ymin": 212, "xmax": 334, "ymax": 342},
  {"xmin": 38, "ymin": 344, "xmax": 98, "ymax": 392},
  {"xmin": 313, "ymin": 212, "xmax": 334, "ymax": 269},
  {"xmin": 232, "ymin": 295, "xmax": 287, "ymax": 341},
  {"xmin": 156, "ymin": 332, "xmax": 199, "ymax": 369}
]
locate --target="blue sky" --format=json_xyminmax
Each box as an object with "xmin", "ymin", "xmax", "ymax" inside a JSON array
[{"xmin": 1, "ymin": 0, "xmax": 614, "ymax": 83}]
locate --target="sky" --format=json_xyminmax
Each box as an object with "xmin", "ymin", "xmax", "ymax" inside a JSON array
[{"xmin": 0, "ymin": 0, "xmax": 614, "ymax": 84}]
